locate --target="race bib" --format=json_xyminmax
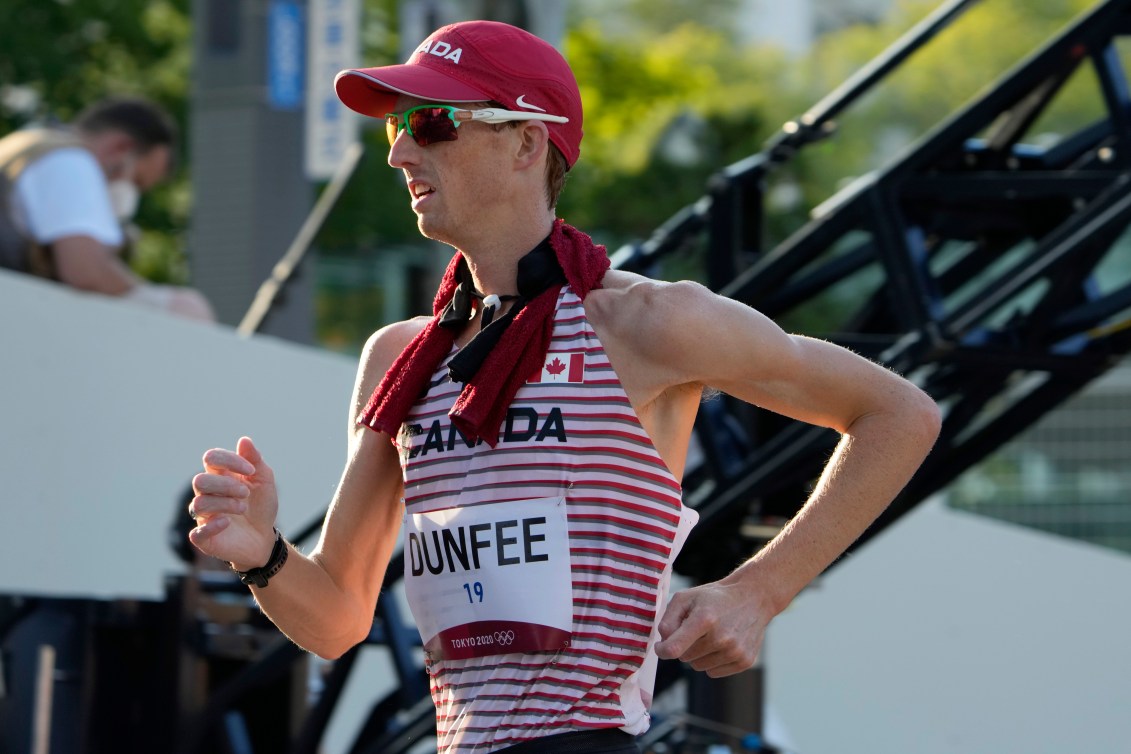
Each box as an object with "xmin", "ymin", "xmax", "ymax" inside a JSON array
[{"xmin": 403, "ymin": 496, "xmax": 573, "ymax": 660}]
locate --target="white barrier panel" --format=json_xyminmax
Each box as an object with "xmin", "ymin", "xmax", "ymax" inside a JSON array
[
  {"xmin": 767, "ymin": 497, "xmax": 1131, "ymax": 754},
  {"xmin": 0, "ymin": 270, "xmax": 359, "ymax": 600}
]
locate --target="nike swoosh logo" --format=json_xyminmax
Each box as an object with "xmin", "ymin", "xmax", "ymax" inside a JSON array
[{"xmin": 515, "ymin": 94, "xmax": 546, "ymax": 112}]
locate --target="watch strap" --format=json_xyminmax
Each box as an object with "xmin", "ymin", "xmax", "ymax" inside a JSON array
[{"xmin": 233, "ymin": 528, "xmax": 288, "ymax": 588}]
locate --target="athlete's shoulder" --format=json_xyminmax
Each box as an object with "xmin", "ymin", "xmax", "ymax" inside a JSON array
[
  {"xmin": 352, "ymin": 316, "xmax": 431, "ymax": 396},
  {"xmin": 360, "ymin": 316, "xmax": 430, "ymax": 370},
  {"xmin": 586, "ymin": 270, "xmax": 714, "ymax": 330}
]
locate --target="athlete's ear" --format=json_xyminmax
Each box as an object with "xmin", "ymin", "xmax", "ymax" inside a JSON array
[{"xmin": 514, "ymin": 120, "xmax": 549, "ymax": 172}]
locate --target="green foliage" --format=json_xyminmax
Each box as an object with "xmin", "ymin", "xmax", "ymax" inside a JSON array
[
  {"xmin": 556, "ymin": 20, "xmax": 805, "ymax": 251},
  {"xmin": 0, "ymin": 0, "xmax": 190, "ymax": 128},
  {"xmin": 785, "ymin": 0, "xmax": 1106, "ymax": 202},
  {"xmin": 567, "ymin": 0, "xmax": 746, "ymax": 43}
]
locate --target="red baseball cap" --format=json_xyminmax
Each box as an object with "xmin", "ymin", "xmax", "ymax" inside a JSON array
[{"xmin": 335, "ymin": 20, "xmax": 583, "ymax": 167}]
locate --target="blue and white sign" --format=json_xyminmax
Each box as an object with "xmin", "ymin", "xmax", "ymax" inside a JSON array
[
  {"xmin": 268, "ymin": 0, "xmax": 305, "ymax": 111},
  {"xmin": 305, "ymin": 0, "xmax": 360, "ymax": 180}
]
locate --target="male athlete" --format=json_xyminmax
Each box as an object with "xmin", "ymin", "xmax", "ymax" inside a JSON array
[{"xmin": 189, "ymin": 20, "xmax": 940, "ymax": 754}]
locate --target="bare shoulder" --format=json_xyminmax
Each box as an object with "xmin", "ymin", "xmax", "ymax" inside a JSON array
[
  {"xmin": 586, "ymin": 270, "xmax": 711, "ymax": 341},
  {"xmin": 584, "ymin": 271, "xmax": 725, "ymax": 404},
  {"xmin": 351, "ymin": 316, "xmax": 432, "ymax": 416},
  {"xmin": 591, "ymin": 268, "xmax": 709, "ymax": 302},
  {"xmin": 587, "ymin": 270, "xmax": 804, "ymax": 390},
  {"xmin": 586, "ymin": 271, "xmax": 752, "ymax": 361},
  {"xmin": 360, "ymin": 316, "xmax": 430, "ymax": 370}
]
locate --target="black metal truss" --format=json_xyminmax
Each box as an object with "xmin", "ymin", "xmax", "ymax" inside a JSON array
[{"xmin": 620, "ymin": 0, "xmax": 1131, "ymax": 581}]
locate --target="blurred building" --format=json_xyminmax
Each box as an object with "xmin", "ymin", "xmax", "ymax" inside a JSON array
[{"xmin": 189, "ymin": 0, "xmax": 316, "ymax": 343}]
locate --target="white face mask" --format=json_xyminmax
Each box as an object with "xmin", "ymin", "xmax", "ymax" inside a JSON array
[{"xmin": 107, "ymin": 179, "xmax": 140, "ymax": 221}]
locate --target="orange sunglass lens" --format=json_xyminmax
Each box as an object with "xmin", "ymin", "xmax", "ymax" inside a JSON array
[{"xmin": 386, "ymin": 108, "xmax": 460, "ymax": 147}]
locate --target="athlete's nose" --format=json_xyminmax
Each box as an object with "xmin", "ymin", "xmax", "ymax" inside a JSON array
[{"xmin": 388, "ymin": 128, "xmax": 423, "ymax": 170}]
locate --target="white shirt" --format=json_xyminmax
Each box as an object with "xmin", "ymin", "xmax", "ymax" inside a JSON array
[{"xmin": 11, "ymin": 147, "xmax": 124, "ymax": 248}]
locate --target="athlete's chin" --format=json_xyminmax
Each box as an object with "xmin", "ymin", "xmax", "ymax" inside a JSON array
[{"xmin": 416, "ymin": 216, "xmax": 456, "ymax": 246}]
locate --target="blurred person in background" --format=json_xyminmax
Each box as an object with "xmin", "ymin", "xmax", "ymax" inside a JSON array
[{"xmin": 0, "ymin": 95, "xmax": 213, "ymax": 321}]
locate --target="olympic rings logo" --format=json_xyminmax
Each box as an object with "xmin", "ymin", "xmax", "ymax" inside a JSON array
[{"xmin": 493, "ymin": 630, "xmax": 516, "ymax": 646}]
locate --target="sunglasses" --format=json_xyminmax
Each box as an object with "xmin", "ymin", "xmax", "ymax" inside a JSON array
[{"xmin": 385, "ymin": 104, "xmax": 569, "ymax": 147}]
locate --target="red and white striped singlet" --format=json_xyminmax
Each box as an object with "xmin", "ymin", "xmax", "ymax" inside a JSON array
[{"xmin": 396, "ymin": 287, "xmax": 698, "ymax": 753}]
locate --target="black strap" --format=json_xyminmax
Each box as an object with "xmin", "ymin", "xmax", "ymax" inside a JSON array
[
  {"xmin": 442, "ymin": 237, "xmax": 566, "ymax": 385},
  {"xmin": 232, "ymin": 529, "xmax": 288, "ymax": 588}
]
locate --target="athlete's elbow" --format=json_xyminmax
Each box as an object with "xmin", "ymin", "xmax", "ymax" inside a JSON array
[
  {"xmin": 305, "ymin": 621, "xmax": 371, "ymax": 660},
  {"xmin": 861, "ymin": 382, "xmax": 940, "ymax": 453},
  {"xmin": 905, "ymin": 386, "xmax": 942, "ymax": 449},
  {"xmin": 288, "ymin": 597, "xmax": 375, "ymax": 659},
  {"xmin": 311, "ymin": 641, "xmax": 356, "ymax": 662}
]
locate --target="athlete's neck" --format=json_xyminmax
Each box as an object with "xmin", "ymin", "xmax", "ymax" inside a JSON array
[{"xmin": 459, "ymin": 216, "xmax": 555, "ymax": 297}]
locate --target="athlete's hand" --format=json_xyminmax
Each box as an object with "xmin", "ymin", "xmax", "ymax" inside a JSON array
[
  {"xmin": 654, "ymin": 578, "xmax": 773, "ymax": 677},
  {"xmin": 188, "ymin": 436, "xmax": 279, "ymax": 570}
]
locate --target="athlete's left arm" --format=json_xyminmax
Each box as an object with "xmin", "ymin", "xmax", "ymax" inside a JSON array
[{"xmin": 643, "ymin": 280, "xmax": 941, "ymax": 677}]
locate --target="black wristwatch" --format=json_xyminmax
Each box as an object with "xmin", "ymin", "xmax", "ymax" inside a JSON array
[{"xmin": 232, "ymin": 528, "xmax": 288, "ymax": 588}]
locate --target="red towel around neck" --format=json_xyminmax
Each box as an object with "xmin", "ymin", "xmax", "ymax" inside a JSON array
[{"xmin": 358, "ymin": 219, "xmax": 610, "ymax": 447}]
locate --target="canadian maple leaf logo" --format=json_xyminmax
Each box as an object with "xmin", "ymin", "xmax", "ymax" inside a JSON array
[{"xmin": 529, "ymin": 352, "xmax": 584, "ymax": 384}]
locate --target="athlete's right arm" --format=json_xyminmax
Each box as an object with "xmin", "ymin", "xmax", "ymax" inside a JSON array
[{"xmin": 188, "ymin": 319, "xmax": 425, "ymax": 658}]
